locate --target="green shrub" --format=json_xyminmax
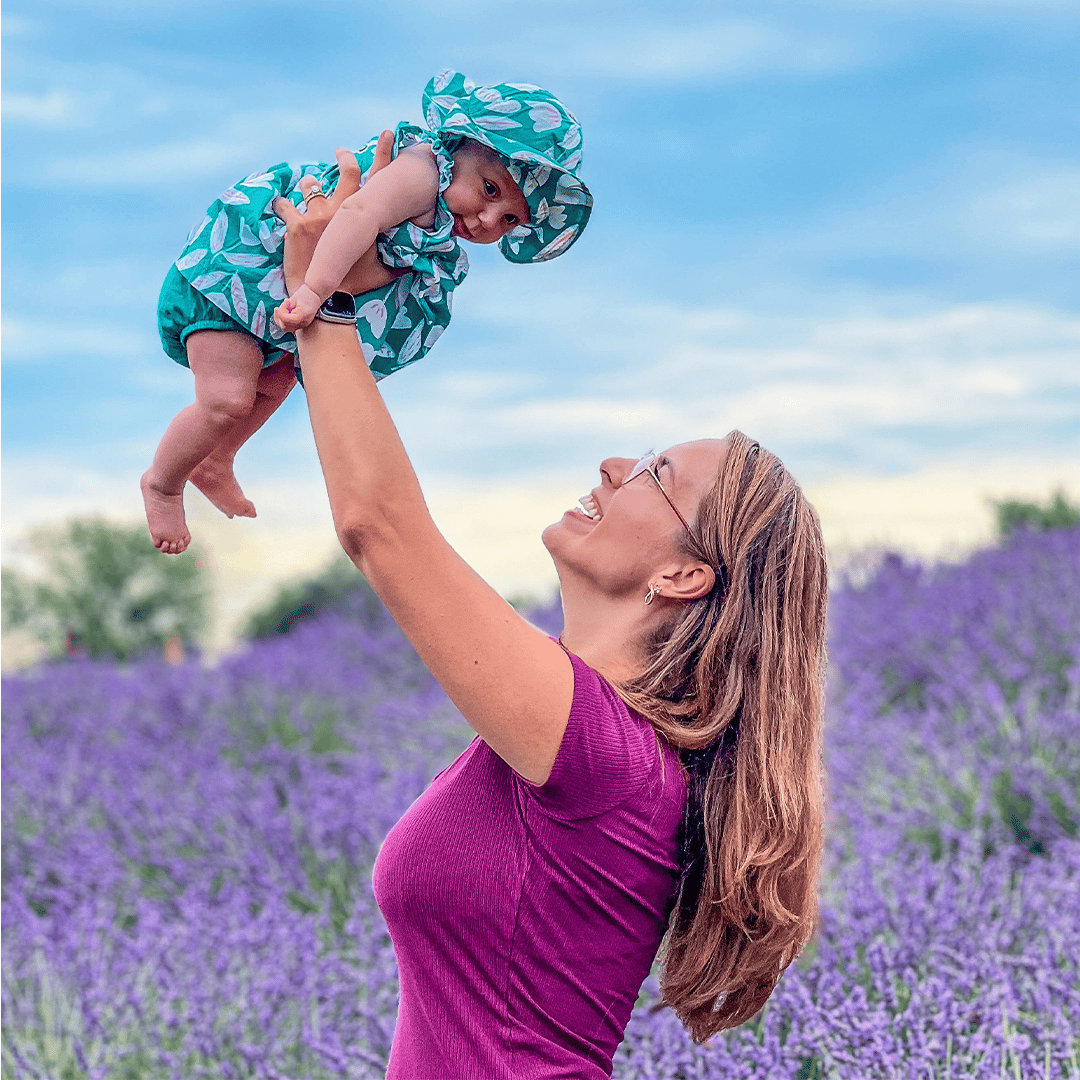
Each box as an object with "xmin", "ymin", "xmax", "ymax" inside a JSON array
[
  {"xmin": 994, "ymin": 490, "xmax": 1080, "ymax": 537},
  {"xmin": 242, "ymin": 554, "xmax": 383, "ymax": 639}
]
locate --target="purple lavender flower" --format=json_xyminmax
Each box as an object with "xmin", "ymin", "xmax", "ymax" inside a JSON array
[{"xmin": 3, "ymin": 530, "xmax": 1078, "ymax": 1077}]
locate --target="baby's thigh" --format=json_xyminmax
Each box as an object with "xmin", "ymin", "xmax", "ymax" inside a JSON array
[
  {"xmin": 186, "ymin": 330, "xmax": 265, "ymax": 415},
  {"xmin": 255, "ymin": 357, "xmax": 298, "ymax": 402}
]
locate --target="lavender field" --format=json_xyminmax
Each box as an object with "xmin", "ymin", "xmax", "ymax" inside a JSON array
[{"xmin": 3, "ymin": 527, "xmax": 1079, "ymax": 1079}]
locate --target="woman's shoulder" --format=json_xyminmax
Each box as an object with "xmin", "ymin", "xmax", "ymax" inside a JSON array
[{"xmin": 520, "ymin": 647, "xmax": 686, "ymax": 821}]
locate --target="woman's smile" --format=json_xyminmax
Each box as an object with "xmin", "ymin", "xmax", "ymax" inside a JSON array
[{"xmin": 577, "ymin": 492, "xmax": 602, "ymax": 521}]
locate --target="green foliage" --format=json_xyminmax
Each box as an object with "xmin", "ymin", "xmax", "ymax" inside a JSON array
[
  {"xmin": 1, "ymin": 517, "xmax": 208, "ymax": 661},
  {"xmin": 994, "ymin": 490, "xmax": 1080, "ymax": 538},
  {"xmin": 992, "ymin": 769, "xmax": 1040, "ymax": 851},
  {"xmin": 242, "ymin": 553, "xmax": 383, "ymax": 639}
]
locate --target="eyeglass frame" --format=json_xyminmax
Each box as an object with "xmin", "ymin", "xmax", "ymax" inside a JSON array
[
  {"xmin": 623, "ymin": 450, "xmax": 697, "ymax": 538},
  {"xmin": 623, "ymin": 450, "xmax": 729, "ymax": 588}
]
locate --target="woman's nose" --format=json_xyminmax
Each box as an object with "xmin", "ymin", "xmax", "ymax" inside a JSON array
[{"xmin": 600, "ymin": 457, "xmax": 635, "ymax": 486}]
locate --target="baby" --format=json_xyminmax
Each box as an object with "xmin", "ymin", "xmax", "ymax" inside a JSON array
[{"xmin": 144, "ymin": 70, "xmax": 592, "ymax": 553}]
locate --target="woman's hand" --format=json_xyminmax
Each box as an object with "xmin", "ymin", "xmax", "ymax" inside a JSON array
[{"xmin": 272, "ymin": 131, "xmax": 394, "ymax": 326}]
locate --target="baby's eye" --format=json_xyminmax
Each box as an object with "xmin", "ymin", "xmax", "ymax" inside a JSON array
[
  {"xmin": 504, "ymin": 213, "xmax": 519, "ymax": 225},
  {"xmin": 484, "ymin": 180, "xmax": 497, "ymax": 197}
]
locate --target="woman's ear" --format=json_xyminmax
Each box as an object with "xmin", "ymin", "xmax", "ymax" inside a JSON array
[{"xmin": 659, "ymin": 561, "xmax": 716, "ymax": 602}]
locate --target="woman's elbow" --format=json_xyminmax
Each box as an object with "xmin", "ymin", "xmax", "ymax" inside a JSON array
[
  {"xmin": 335, "ymin": 515, "xmax": 374, "ymax": 567},
  {"xmin": 334, "ymin": 511, "xmax": 396, "ymax": 570}
]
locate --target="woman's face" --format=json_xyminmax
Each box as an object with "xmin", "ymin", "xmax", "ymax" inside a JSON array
[{"xmin": 543, "ymin": 439, "xmax": 729, "ymax": 597}]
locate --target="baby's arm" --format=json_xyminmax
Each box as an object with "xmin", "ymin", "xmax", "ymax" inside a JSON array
[{"xmin": 275, "ymin": 146, "xmax": 440, "ymax": 331}]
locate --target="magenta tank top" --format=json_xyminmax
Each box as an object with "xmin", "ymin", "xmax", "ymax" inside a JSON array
[{"xmin": 372, "ymin": 649, "xmax": 688, "ymax": 1079}]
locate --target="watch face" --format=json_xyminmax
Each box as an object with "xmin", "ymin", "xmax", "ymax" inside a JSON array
[{"xmin": 322, "ymin": 291, "xmax": 356, "ymax": 319}]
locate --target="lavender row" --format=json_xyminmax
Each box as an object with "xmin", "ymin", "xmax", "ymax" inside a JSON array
[{"xmin": 3, "ymin": 528, "xmax": 1079, "ymax": 1078}]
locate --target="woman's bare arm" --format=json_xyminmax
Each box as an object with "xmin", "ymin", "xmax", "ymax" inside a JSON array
[{"xmin": 276, "ymin": 183, "xmax": 574, "ymax": 785}]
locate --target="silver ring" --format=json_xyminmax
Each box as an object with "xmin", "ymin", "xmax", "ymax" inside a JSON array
[{"xmin": 303, "ymin": 186, "xmax": 327, "ymax": 204}]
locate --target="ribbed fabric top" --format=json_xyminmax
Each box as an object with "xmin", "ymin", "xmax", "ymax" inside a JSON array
[{"xmin": 372, "ymin": 649, "xmax": 688, "ymax": 1079}]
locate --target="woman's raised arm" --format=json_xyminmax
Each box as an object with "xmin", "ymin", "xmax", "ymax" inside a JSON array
[{"xmin": 276, "ymin": 163, "xmax": 573, "ymax": 785}]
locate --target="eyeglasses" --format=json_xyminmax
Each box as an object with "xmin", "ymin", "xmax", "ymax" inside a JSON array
[{"xmin": 623, "ymin": 450, "xmax": 695, "ymax": 537}]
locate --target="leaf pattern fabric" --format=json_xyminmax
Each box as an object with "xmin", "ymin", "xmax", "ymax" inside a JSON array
[
  {"xmin": 169, "ymin": 70, "xmax": 592, "ymax": 382},
  {"xmin": 422, "ymin": 70, "xmax": 593, "ymax": 264},
  {"xmin": 172, "ymin": 124, "xmax": 467, "ymax": 381}
]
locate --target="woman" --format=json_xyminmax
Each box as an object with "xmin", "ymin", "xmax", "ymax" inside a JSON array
[{"xmin": 274, "ymin": 148, "xmax": 829, "ymax": 1080}]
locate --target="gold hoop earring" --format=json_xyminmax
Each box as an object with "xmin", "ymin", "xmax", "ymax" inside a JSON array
[{"xmin": 644, "ymin": 582, "xmax": 661, "ymax": 606}]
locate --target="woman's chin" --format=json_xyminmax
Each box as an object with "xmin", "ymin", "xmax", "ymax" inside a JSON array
[
  {"xmin": 542, "ymin": 514, "xmax": 597, "ymax": 583},
  {"xmin": 541, "ymin": 515, "xmax": 578, "ymax": 563},
  {"xmin": 541, "ymin": 519, "xmax": 563, "ymax": 556}
]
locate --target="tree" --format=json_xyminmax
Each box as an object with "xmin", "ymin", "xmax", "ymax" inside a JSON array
[
  {"xmin": 994, "ymin": 490, "xmax": 1080, "ymax": 538},
  {"xmin": 242, "ymin": 553, "xmax": 383, "ymax": 639},
  {"xmin": 2, "ymin": 518, "xmax": 209, "ymax": 661}
]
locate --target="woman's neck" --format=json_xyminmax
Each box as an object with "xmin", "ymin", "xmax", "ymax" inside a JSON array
[{"xmin": 557, "ymin": 582, "xmax": 649, "ymax": 685}]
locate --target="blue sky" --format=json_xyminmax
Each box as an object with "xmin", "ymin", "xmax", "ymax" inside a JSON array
[{"xmin": 3, "ymin": 0, "xmax": 1079, "ymax": 640}]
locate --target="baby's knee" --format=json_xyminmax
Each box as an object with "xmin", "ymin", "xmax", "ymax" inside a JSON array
[{"xmin": 199, "ymin": 385, "xmax": 257, "ymax": 427}]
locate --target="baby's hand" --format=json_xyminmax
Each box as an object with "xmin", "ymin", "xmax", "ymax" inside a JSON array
[{"xmin": 274, "ymin": 284, "xmax": 322, "ymax": 332}]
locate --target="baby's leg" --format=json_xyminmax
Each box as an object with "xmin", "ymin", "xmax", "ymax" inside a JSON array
[
  {"xmin": 190, "ymin": 358, "xmax": 297, "ymax": 518},
  {"xmin": 141, "ymin": 330, "xmax": 262, "ymax": 553}
]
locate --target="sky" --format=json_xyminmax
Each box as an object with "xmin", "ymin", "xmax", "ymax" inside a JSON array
[{"xmin": 3, "ymin": 0, "xmax": 1079, "ymax": 654}]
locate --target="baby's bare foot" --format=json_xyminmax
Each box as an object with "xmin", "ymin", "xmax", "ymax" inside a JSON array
[
  {"xmin": 190, "ymin": 458, "xmax": 257, "ymax": 519},
  {"xmin": 141, "ymin": 472, "xmax": 191, "ymax": 554}
]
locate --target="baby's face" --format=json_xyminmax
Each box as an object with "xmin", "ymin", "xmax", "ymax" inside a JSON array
[{"xmin": 444, "ymin": 139, "xmax": 530, "ymax": 245}]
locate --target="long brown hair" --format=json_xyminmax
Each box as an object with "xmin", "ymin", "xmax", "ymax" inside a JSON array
[{"xmin": 618, "ymin": 430, "xmax": 828, "ymax": 1042}]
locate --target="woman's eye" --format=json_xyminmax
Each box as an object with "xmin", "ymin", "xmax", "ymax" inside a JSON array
[
  {"xmin": 504, "ymin": 214, "xmax": 518, "ymax": 225},
  {"xmin": 484, "ymin": 180, "xmax": 497, "ymax": 196}
]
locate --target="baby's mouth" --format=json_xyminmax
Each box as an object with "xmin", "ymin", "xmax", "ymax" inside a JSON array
[{"xmin": 453, "ymin": 216, "xmax": 473, "ymax": 240}]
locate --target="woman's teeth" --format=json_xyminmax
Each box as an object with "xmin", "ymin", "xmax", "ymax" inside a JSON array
[{"xmin": 577, "ymin": 494, "xmax": 601, "ymax": 520}]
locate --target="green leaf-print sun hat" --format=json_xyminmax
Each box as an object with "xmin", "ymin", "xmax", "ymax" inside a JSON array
[{"xmin": 423, "ymin": 70, "xmax": 593, "ymax": 264}]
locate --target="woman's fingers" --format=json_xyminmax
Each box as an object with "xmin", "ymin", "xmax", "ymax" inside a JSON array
[
  {"xmin": 327, "ymin": 129, "xmax": 392, "ymax": 208},
  {"xmin": 276, "ymin": 130, "xmax": 393, "ymax": 219},
  {"xmin": 273, "ymin": 175, "xmax": 327, "ymax": 221},
  {"xmin": 272, "ymin": 194, "xmax": 301, "ymax": 224},
  {"xmin": 370, "ymin": 129, "xmax": 394, "ymax": 176},
  {"xmin": 299, "ymin": 175, "xmax": 329, "ymax": 207},
  {"xmin": 275, "ymin": 130, "xmax": 396, "ymax": 287},
  {"xmin": 330, "ymin": 148, "xmax": 362, "ymax": 209}
]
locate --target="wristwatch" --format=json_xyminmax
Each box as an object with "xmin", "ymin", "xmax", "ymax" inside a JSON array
[{"xmin": 316, "ymin": 291, "xmax": 356, "ymax": 324}]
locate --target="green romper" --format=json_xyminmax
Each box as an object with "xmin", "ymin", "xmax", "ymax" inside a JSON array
[{"xmin": 157, "ymin": 123, "xmax": 468, "ymax": 382}]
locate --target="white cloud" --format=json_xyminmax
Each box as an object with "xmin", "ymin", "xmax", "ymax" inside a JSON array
[
  {"xmin": 810, "ymin": 458, "xmax": 1080, "ymax": 567},
  {"xmin": 0, "ymin": 12, "xmax": 36, "ymax": 36},
  {"xmin": 822, "ymin": 0, "xmax": 1073, "ymax": 9},
  {"xmin": 3, "ymin": 42, "xmax": 413, "ymax": 187},
  {"xmin": 966, "ymin": 165, "xmax": 1080, "ymax": 252},
  {"xmin": 2, "ymin": 89, "xmax": 81, "ymax": 126},
  {"xmin": 1, "ymin": 317, "xmax": 154, "ymax": 364},
  {"xmin": 566, "ymin": 17, "xmax": 861, "ymax": 82},
  {"xmin": 770, "ymin": 151, "xmax": 1080, "ymax": 268},
  {"xmin": 41, "ymin": 91, "xmax": 412, "ymax": 188},
  {"xmin": 377, "ymin": 295, "xmax": 1080, "ymax": 473}
]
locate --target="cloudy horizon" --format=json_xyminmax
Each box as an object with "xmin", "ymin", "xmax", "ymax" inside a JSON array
[{"xmin": 3, "ymin": 0, "xmax": 1078, "ymax": 657}]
